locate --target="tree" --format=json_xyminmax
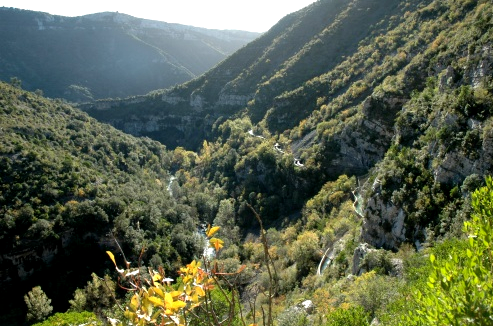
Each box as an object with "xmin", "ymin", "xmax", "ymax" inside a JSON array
[
  {"xmin": 69, "ymin": 273, "xmax": 116, "ymax": 314},
  {"xmin": 213, "ymin": 199, "xmax": 240, "ymax": 246},
  {"xmin": 290, "ymin": 230, "xmax": 320, "ymax": 276},
  {"xmin": 24, "ymin": 286, "xmax": 53, "ymax": 322}
]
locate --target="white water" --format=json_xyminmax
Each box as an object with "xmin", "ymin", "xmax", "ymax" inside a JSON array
[{"xmin": 167, "ymin": 175, "xmax": 176, "ymax": 196}]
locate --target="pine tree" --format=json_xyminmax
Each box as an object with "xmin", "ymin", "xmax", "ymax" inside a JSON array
[{"xmin": 24, "ymin": 286, "xmax": 53, "ymax": 322}]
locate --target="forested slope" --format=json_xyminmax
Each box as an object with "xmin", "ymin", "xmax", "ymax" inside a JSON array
[
  {"xmin": 2, "ymin": 0, "xmax": 493, "ymax": 325},
  {"xmin": 81, "ymin": 0, "xmax": 493, "ymax": 248},
  {"xmin": 81, "ymin": 0, "xmax": 408, "ymax": 149},
  {"xmin": 0, "ymin": 82, "xmax": 204, "ymax": 323}
]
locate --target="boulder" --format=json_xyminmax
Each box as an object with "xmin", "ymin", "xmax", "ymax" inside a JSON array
[{"xmin": 300, "ymin": 300, "xmax": 315, "ymax": 314}]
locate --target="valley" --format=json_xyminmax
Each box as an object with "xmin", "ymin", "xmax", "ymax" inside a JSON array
[
  {"xmin": 1, "ymin": 0, "xmax": 493, "ymax": 325},
  {"xmin": 0, "ymin": 8, "xmax": 259, "ymax": 102}
]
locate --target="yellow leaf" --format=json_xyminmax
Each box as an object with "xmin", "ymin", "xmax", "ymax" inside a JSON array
[
  {"xmin": 206, "ymin": 225, "xmax": 221, "ymax": 238},
  {"xmin": 106, "ymin": 251, "xmax": 124, "ymax": 274},
  {"xmin": 170, "ymin": 291, "xmax": 182, "ymax": 299},
  {"xmin": 191, "ymin": 292, "xmax": 199, "ymax": 303},
  {"xmin": 152, "ymin": 287, "xmax": 164, "ymax": 298},
  {"xmin": 195, "ymin": 285, "xmax": 205, "ymax": 297},
  {"xmin": 164, "ymin": 292, "xmax": 173, "ymax": 306},
  {"xmin": 148, "ymin": 296, "xmax": 164, "ymax": 307},
  {"xmin": 152, "ymin": 273, "xmax": 162, "ymax": 285},
  {"xmin": 124, "ymin": 310, "xmax": 137, "ymax": 322},
  {"xmin": 209, "ymin": 237, "xmax": 224, "ymax": 251},
  {"xmin": 185, "ymin": 284, "xmax": 192, "ymax": 296},
  {"xmin": 129, "ymin": 294, "xmax": 139, "ymax": 311},
  {"xmin": 106, "ymin": 251, "xmax": 116, "ymax": 266},
  {"xmin": 171, "ymin": 300, "xmax": 187, "ymax": 310},
  {"xmin": 143, "ymin": 298, "xmax": 153, "ymax": 316},
  {"xmin": 152, "ymin": 273, "xmax": 163, "ymax": 282}
]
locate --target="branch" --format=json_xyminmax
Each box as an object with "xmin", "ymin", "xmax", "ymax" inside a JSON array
[{"xmin": 246, "ymin": 203, "xmax": 274, "ymax": 326}]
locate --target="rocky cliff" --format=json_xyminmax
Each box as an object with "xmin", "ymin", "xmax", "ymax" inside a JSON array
[{"xmin": 361, "ymin": 54, "xmax": 493, "ymax": 250}]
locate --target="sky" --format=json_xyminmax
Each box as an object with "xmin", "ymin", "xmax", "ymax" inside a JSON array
[{"xmin": 0, "ymin": 0, "xmax": 318, "ymax": 33}]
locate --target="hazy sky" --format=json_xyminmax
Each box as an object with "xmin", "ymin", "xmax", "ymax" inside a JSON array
[{"xmin": 0, "ymin": 0, "xmax": 318, "ymax": 32}]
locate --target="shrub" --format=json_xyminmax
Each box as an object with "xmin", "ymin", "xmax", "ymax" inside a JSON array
[
  {"xmin": 406, "ymin": 176, "xmax": 493, "ymax": 325},
  {"xmin": 31, "ymin": 311, "xmax": 102, "ymax": 326},
  {"xmin": 69, "ymin": 273, "xmax": 116, "ymax": 314},
  {"xmin": 348, "ymin": 272, "xmax": 401, "ymax": 319},
  {"xmin": 325, "ymin": 306, "xmax": 370, "ymax": 326}
]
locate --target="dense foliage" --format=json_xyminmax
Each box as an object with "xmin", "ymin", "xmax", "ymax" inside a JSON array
[
  {"xmin": 405, "ymin": 177, "xmax": 493, "ymax": 325},
  {"xmin": 0, "ymin": 82, "xmax": 203, "ymax": 324},
  {"xmin": 1, "ymin": 0, "xmax": 493, "ymax": 325}
]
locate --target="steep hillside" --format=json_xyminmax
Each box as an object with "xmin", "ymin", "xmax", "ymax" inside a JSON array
[
  {"xmin": 0, "ymin": 82, "xmax": 204, "ymax": 324},
  {"xmin": 3, "ymin": 0, "xmax": 493, "ymax": 325},
  {"xmin": 80, "ymin": 0, "xmax": 493, "ymax": 251},
  {"xmin": 80, "ymin": 0, "xmax": 405, "ymax": 149},
  {"xmin": 0, "ymin": 8, "xmax": 259, "ymax": 102}
]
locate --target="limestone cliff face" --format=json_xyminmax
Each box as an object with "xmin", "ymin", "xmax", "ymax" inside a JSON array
[
  {"xmin": 333, "ymin": 96, "xmax": 403, "ymax": 174},
  {"xmin": 361, "ymin": 123, "xmax": 493, "ymax": 250},
  {"xmin": 79, "ymin": 85, "xmax": 257, "ymax": 150},
  {"xmin": 0, "ymin": 239, "xmax": 60, "ymax": 283},
  {"xmin": 0, "ymin": 231, "xmax": 117, "ymax": 284},
  {"xmin": 361, "ymin": 191, "xmax": 407, "ymax": 250},
  {"xmin": 360, "ymin": 59, "xmax": 493, "ymax": 250},
  {"xmin": 432, "ymin": 121, "xmax": 493, "ymax": 185}
]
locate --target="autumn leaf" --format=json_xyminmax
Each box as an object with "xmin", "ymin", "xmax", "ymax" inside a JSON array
[
  {"xmin": 170, "ymin": 291, "xmax": 182, "ymax": 298},
  {"xmin": 129, "ymin": 294, "xmax": 140, "ymax": 311},
  {"xmin": 148, "ymin": 296, "xmax": 164, "ymax": 307},
  {"xmin": 152, "ymin": 273, "xmax": 162, "ymax": 285},
  {"xmin": 171, "ymin": 300, "xmax": 187, "ymax": 310},
  {"xmin": 206, "ymin": 225, "xmax": 221, "ymax": 238},
  {"xmin": 106, "ymin": 251, "xmax": 124, "ymax": 273},
  {"xmin": 195, "ymin": 285, "xmax": 205, "ymax": 297},
  {"xmin": 209, "ymin": 237, "xmax": 224, "ymax": 251},
  {"xmin": 237, "ymin": 265, "xmax": 247, "ymax": 273}
]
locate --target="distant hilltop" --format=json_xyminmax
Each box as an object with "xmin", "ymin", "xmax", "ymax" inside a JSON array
[{"xmin": 0, "ymin": 8, "xmax": 260, "ymax": 102}]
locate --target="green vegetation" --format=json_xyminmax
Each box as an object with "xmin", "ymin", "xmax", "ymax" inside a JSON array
[
  {"xmin": 406, "ymin": 177, "xmax": 493, "ymax": 325},
  {"xmin": 0, "ymin": 82, "xmax": 202, "ymax": 324},
  {"xmin": 31, "ymin": 312, "xmax": 102, "ymax": 326},
  {"xmin": 24, "ymin": 286, "xmax": 53, "ymax": 323},
  {"xmin": 2, "ymin": 0, "xmax": 493, "ymax": 325}
]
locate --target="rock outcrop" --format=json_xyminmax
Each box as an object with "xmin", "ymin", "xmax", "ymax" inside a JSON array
[
  {"xmin": 360, "ymin": 57, "xmax": 493, "ymax": 250},
  {"xmin": 0, "ymin": 230, "xmax": 117, "ymax": 284},
  {"xmin": 362, "ymin": 195, "xmax": 407, "ymax": 251},
  {"xmin": 352, "ymin": 243, "xmax": 403, "ymax": 276}
]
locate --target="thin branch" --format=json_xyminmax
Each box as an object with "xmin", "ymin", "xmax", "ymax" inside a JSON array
[
  {"xmin": 110, "ymin": 231, "xmax": 130, "ymax": 268},
  {"xmin": 247, "ymin": 203, "xmax": 274, "ymax": 326},
  {"xmin": 236, "ymin": 286, "xmax": 247, "ymax": 326}
]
